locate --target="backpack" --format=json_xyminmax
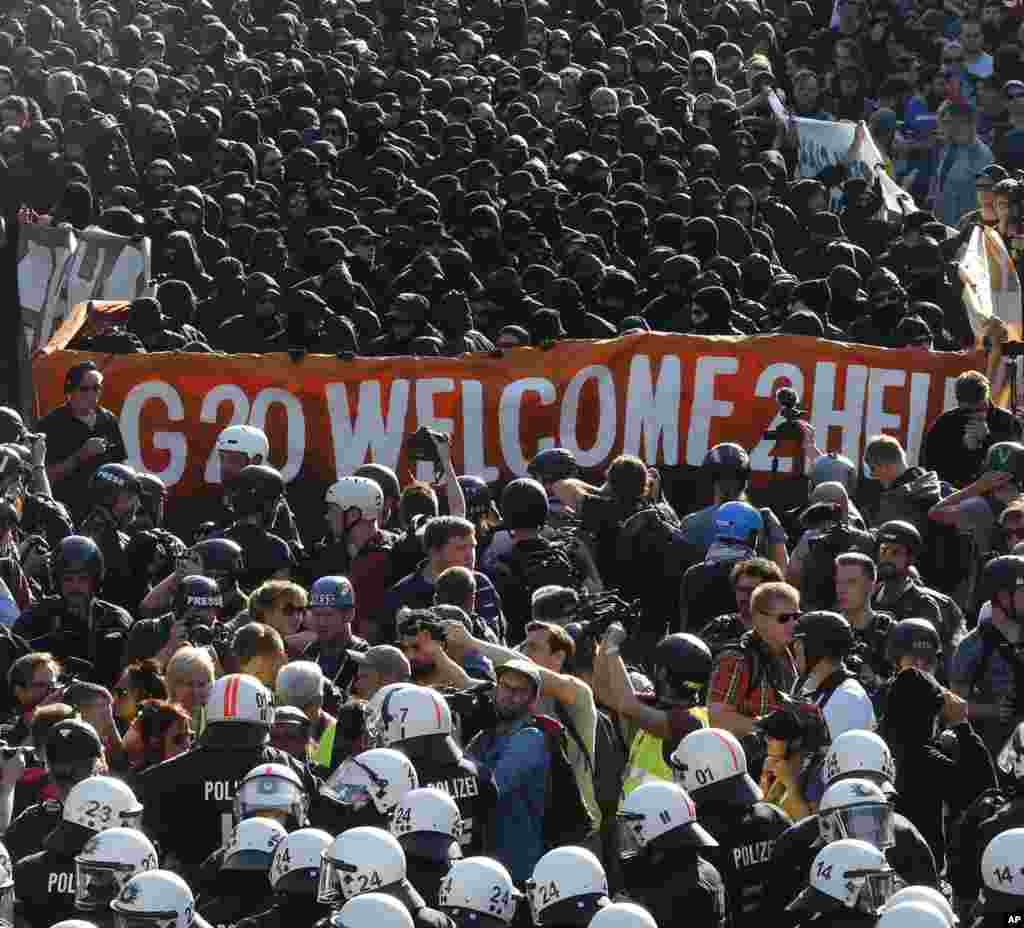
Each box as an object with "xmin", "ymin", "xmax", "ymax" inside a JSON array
[
  {"xmin": 553, "ymin": 700, "xmax": 627, "ymax": 815},
  {"xmin": 532, "ymin": 713, "xmax": 596, "ymax": 850}
]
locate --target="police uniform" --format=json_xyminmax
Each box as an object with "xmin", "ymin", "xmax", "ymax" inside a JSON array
[
  {"xmin": 698, "ymin": 798, "xmax": 792, "ymax": 928},
  {"xmin": 5, "ymin": 799, "xmax": 61, "ymax": 865},
  {"xmin": 217, "ymin": 523, "xmax": 295, "ymax": 591},
  {"xmin": 13, "ymin": 822, "xmax": 92, "ymax": 928},
  {"xmin": 413, "ymin": 753, "xmax": 496, "ymax": 857},
  {"xmin": 766, "ymin": 811, "xmax": 939, "ymax": 923},
  {"xmin": 620, "ymin": 848, "xmax": 728, "ymax": 928},
  {"xmin": 137, "ymin": 725, "xmax": 319, "ymax": 885},
  {"xmin": 197, "ymin": 869, "xmax": 277, "ymax": 928},
  {"xmin": 405, "ymin": 855, "xmax": 452, "ymax": 908},
  {"xmin": 234, "ymin": 897, "xmax": 332, "ymax": 928},
  {"xmin": 13, "ymin": 596, "xmax": 132, "ymax": 685}
]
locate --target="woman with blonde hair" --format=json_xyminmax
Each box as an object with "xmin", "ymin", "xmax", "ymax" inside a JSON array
[
  {"xmin": 164, "ymin": 646, "xmax": 216, "ymax": 736},
  {"xmin": 249, "ymin": 580, "xmax": 312, "ymax": 655}
]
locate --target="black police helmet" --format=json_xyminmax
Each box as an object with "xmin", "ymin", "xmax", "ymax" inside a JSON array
[
  {"xmin": 192, "ymin": 538, "xmax": 245, "ymax": 578},
  {"xmin": 792, "ymin": 611, "xmax": 855, "ymax": 666},
  {"xmin": 89, "ymin": 463, "xmax": 140, "ymax": 506},
  {"xmin": 876, "ymin": 520, "xmax": 922, "ymax": 554},
  {"xmin": 229, "ymin": 464, "xmax": 285, "ymax": 518},
  {"xmin": 354, "ymin": 463, "xmax": 401, "ymax": 502},
  {"xmin": 654, "ymin": 633, "xmax": 713, "ymax": 696},
  {"xmin": 527, "ymin": 447, "xmax": 579, "ymax": 482}
]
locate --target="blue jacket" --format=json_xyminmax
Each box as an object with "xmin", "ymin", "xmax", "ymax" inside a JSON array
[
  {"xmin": 930, "ymin": 140, "xmax": 993, "ymax": 227},
  {"xmin": 468, "ymin": 718, "xmax": 549, "ymax": 883}
]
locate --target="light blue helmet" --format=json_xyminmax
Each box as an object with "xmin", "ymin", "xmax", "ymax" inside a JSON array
[
  {"xmin": 310, "ymin": 576, "xmax": 355, "ymax": 609},
  {"xmin": 714, "ymin": 501, "xmax": 763, "ymax": 545}
]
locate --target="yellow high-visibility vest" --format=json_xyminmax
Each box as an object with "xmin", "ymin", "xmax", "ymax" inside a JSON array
[
  {"xmin": 314, "ymin": 719, "xmax": 337, "ymax": 769},
  {"xmin": 621, "ymin": 706, "xmax": 708, "ymax": 799}
]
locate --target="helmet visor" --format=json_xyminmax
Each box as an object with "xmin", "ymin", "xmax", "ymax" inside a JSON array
[
  {"xmin": 76, "ymin": 861, "xmax": 132, "ymax": 911},
  {"xmin": 319, "ymin": 781, "xmax": 374, "ymax": 810},
  {"xmin": 997, "ymin": 727, "xmax": 1024, "ymax": 780},
  {"xmin": 235, "ymin": 777, "xmax": 306, "ymax": 821},
  {"xmin": 317, "ymin": 856, "xmax": 358, "ymax": 904},
  {"xmin": 821, "ymin": 803, "xmax": 895, "ymax": 849},
  {"xmin": 856, "ymin": 870, "xmax": 897, "ymax": 914},
  {"xmin": 114, "ymin": 913, "xmax": 179, "ymax": 928}
]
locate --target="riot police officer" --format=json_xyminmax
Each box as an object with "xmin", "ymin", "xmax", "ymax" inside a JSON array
[
  {"xmin": 233, "ymin": 829, "xmax": 334, "ymax": 928},
  {"xmin": 138, "ymin": 673, "xmax": 316, "ymax": 885},
  {"xmin": 437, "ymin": 857, "xmax": 523, "ymax": 928},
  {"xmin": 671, "ymin": 727, "xmax": 791, "ymax": 928},
  {"xmin": 370, "ymin": 685, "xmax": 494, "ymax": 856},
  {"xmin": 13, "ymin": 536, "xmax": 131, "ymax": 685},
  {"xmin": 14, "ymin": 776, "xmax": 143, "ymax": 928},
  {"xmin": 74, "ymin": 826, "xmax": 159, "ymax": 926},
  {"xmin": 319, "ymin": 746, "xmax": 419, "ymax": 834},
  {"xmin": 196, "ymin": 817, "xmax": 286, "ymax": 926},
  {"xmin": 317, "ymin": 827, "xmax": 453, "ymax": 928},
  {"xmin": 618, "ymin": 780, "xmax": 728, "ymax": 928},
  {"xmin": 525, "ymin": 846, "xmax": 609, "ymax": 928},
  {"xmin": 389, "ymin": 787, "xmax": 462, "ymax": 906}
]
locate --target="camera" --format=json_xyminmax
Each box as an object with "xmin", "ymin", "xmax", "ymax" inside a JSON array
[
  {"xmin": 566, "ymin": 591, "xmax": 642, "ymax": 642},
  {"xmin": 0, "ymin": 743, "xmax": 40, "ymax": 767},
  {"xmin": 763, "ymin": 387, "xmax": 806, "ymax": 442},
  {"xmin": 405, "ymin": 427, "xmax": 450, "ymax": 477}
]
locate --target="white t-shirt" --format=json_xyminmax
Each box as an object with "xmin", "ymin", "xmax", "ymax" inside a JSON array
[{"xmin": 819, "ymin": 678, "xmax": 877, "ymax": 739}]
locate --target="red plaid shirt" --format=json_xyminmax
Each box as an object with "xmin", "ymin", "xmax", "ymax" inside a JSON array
[{"xmin": 708, "ymin": 641, "xmax": 797, "ymax": 720}]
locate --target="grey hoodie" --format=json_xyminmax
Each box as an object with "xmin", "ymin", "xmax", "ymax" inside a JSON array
[{"xmin": 688, "ymin": 50, "xmax": 736, "ymax": 101}]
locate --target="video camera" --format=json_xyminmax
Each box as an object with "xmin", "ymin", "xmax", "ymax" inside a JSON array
[
  {"xmin": 405, "ymin": 427, "xmax": 450, "ymax": 479},
  {"xmin": 565, "ymin": 590, "xmax": 642, "ymax": 643},
  {"xmin": 763, "ymin": 387, "xmax": 806, "ymax": 443}
]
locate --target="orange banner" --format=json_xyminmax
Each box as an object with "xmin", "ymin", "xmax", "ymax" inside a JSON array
[{"xmin": 32, "ymin": 334, "xmax": 984, "ymax": 496}]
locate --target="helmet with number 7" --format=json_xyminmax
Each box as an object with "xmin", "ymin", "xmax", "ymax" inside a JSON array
[
  {"xmin": 526, "ymin": 847, "xmax": 608, "ymax": 927},
  {"xmin": 376, "ymin": 685, "xmax": 453, "ymax": 746},
  {"xmin": 319, "ymin": 827, "xmax": 406, "ymax": 905},
  {"xmin": 439, "ymin": 857, "xmax": 523, "ymax": 927},
  {"xmin": 980, "ymin": 828, "xmax": 1024, "ymax": 911},
  {"xmin": 63, "ymin": 777, "xmax": 144, "ymax": 834},
  {"xmin": 206, "ymin": 674, "xmax": 275, "ymax": 727},
  {"xmin": 234, "ymin": 763, "xmax": 308, "ymax": 827},
  {"xmin": 669, "ymin": 728, "xmax": 762, "ymax": 806},
  {"xmin": 787, "ymin": 839, "xmax": 894, "ymax": 915},
  {"xmin": 111, "ymin": 871, "xmax": 200, "ymax": 928},
  {"xmin": 331, "ymin": 893, "xmax": 414, "ymax": 928},
  {"xmin": 75, "ymin": 827, "xmax": 158, "ymax": 913}
]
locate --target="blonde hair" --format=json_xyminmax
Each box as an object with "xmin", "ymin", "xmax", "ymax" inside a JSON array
[
  {"xmin": 750, "ymin": 581, "xmax": 799, "ymax": 616},
  {"xmin": 165, "ymin": 646, "xmax": 216, "ymax": 692},
  {"xmin": 250, "ymin": 580, "xmax": 307, "ymax": 622}
]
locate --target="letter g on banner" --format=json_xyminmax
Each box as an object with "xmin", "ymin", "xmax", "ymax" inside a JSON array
[{"xmin": 121, "ymin": 380, "xmax": 187, "ymax": 486}]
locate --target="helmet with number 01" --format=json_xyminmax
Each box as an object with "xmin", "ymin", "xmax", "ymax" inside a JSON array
[
  {"xmin": 206, "ymin": 674, "xmax": 275, "ymax": 727},
  {"xmin": 818, "ymin": 778, "xmax": 895, "ymax": 849},
  {"xmin": 618, "ymin": 781, "xmax": 717, "ymax": 850},
  {"xmin": 0, "ymin": 841, "xmax": 12, "ymax": 927},
  {"xmin": 389, "ymin": 787, "xmax": 462, "ymax": 863},
  {"xmin": 438, "ymin": 857, "xmax": 523, "ymax": 927},
  {"xmin": 75, "ymin": 827, "xmax": 158, "ymax": 913},
  {"xmin": 877, "ymin": 902, "xmax": 952, "ymax": 928},
  {"xmin": 326, "ymin": 477, "xmax": 384, "ymax": 521},
  {"xmin": 589, "ymin": 903, "xmax": 658, "ymax": 928},
  {"xmin": 234, "ymin": 764, "xmax": 308, "ymax": 826},
  {"xmin": 64, "ymin": 777, "xmax": 144, "ymax": 833},
  {"xmin": 111, "ymin": 870, "xmax": 197, "ymax": 928},
  {"xmin": 980, "ymin": 828, "xmax": 1024, "ymax": 910},
  {"xmin": 365, "ymin": 683, "xmax": 415, "ymax": 746},
  {"xmin": 222, "ymin": 817, "xmax": 287, "ymax": 872},
  {"xmin": 526, "ymin": 847, "xmax": 608, "ymax": 927},
  {"xmin": 320, "ymin": 748, "xmax": 418, "ymax": 815},
  {"xmin": 215, "ymin": 425, "xmax": 269, "ymax": 463},
  {"xmin": 318, "ymin": 827, "xmax": 406, "ymax": 905},
  {"xmin": 788, "ymin": 839, "xmax": 895, "ymax": 916},
  {"xmin": 376, "ymin": 685, "xmax": 453, "ymax": 746},
  {"xmin": 881, "ymin": 887, "xmax": 959, "ymax": 927},
  {"xmin": 269, "ymin": 828, "xmax": 334, "ymax": 895},
  {"xmin": 669, "ymin": 728, "xmax": 762, "ymax": 805},
  {"xmin": 330, "ymin": 894, "xmax": 414, "ymax": 928},
  {"xmin": 823, "ymin": 730, "xmax": 897, "ymax": 790}
]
